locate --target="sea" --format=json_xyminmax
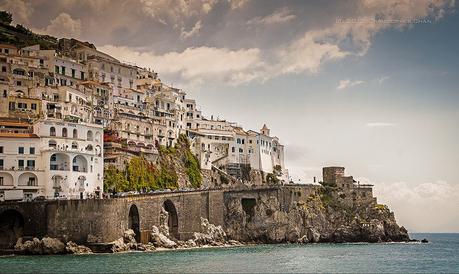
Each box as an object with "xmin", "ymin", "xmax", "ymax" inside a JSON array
[{"xmin": 0, "ymin": 233, "xmax": 458, "ymax": 273}]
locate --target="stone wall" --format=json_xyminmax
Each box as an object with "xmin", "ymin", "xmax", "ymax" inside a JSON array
[{"xmin": 0, "ymin": 189, "xmax": 228, "ymax": 247}]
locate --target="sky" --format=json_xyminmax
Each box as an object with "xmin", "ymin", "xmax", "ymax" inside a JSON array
[{"xmin": 1, "ymin": 0, "xmax": 458, "ymax": 233}]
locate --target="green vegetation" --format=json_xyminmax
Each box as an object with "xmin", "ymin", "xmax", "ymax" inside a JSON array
[
  {"xmin": 104, "ymin": 134, "xmax": 202, "ymax": 192},
  {"xmin": 0, "ymin": 11, "xmax": 12, "ymax": 25},
  {"xmin": 184, "ymin": 149, "xmax": 202, "ymax": 188},
  {"xmin": 0, "ymin": 11, "xmax": 58, "ymax": 50},
  {"xmin": 266, "ymin": 173, "xmax": 280, "ymax": 185}
]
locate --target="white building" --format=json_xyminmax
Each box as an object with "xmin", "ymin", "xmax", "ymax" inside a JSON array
[{"xmin": 0, "ymin": 118, "xmax": 104, "ymax": 201}]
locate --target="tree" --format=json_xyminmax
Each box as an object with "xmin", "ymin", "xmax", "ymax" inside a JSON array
[{"xmin": 0, "ymin": 11, "xmax": 12, "ymax": 25}]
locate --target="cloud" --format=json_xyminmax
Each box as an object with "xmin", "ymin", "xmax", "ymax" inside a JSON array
[
  {"xmin": 41, "ymin": 13, "xmax": 82, "ymax": 38},
  {"xmin": 98, "ymin": 45, "xmax": 264, "ymax": 87},
  {"xmin": 139, "ymin": 0, "xmax": 216, "ymax": 26},
  {"xmin": 378, "ymin": 76, "xmax": 390, "ymax": 84},
  {"xmin": 247, "ymin": 7, "xmax": 296, "ymax": 25},
  {"xmin": 230, "ymin": 0, "xmax": 249, "ymax": 10},
  {"xmin": 5, "ymin": 0, "xmax": 452, "ymax": 87},
  {"xmin": 181, "ymin": 20, "xmax": 202, "ymax": 39},
  {"xmin": 337, "ymin": 79, "xmax": 365, "ymax": 90},
  {"xmin": 365, "ymin": 122, "xmax": 398, "ymax": 127},
  {"xmin": 372, "ymin": 180, "xmax": 459, "ymax": 232},
  {"xmin": 0, "ymin": 0, "xmax": 33, "ymax": 24}
]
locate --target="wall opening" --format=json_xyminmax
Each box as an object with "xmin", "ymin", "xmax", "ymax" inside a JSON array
[
  {"xmin": 0, "ymin": 210, "xmax": 24, "ymax": 249},
  {"xmin": 128, "ymin": 204, "xmax": 140, "ymax": 242},
  {"xmin": 241, "ymin": 198, "xmax": 257, "ymax": 221},
  {"xmin": 163, "ymin": 200, "xmax": 179, "ymax": 239}
]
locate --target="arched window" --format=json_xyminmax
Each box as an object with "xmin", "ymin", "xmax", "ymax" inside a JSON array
[
  {"xmin": 62, "ymin": 127, "xmax": 68, "ymax": 137},
  {"xmin": 87, "ymin": 130, "xmax": 93, "ymax": 141},
  {"xmin": 73, "ymin": 129, "xmax": 78, "ymax": 139},
  {"xmin": 50, "ymin": 127, "xmax": 56, "ymax": 136}
]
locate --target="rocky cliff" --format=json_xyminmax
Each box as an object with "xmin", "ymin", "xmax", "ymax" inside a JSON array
[{"xmin": 224, "ymin": 187, "xmax": 409, "ymax": 244}]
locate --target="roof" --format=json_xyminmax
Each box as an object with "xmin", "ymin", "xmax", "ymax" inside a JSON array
[
  {"xmin": 0, "ymin": 44, "xmax": 18, "ymax": 49},
  {"xmin": 261, "ymin": 124, "xmax": 269, "ymax": 130},
  {"xmin": 0, "ymin": 133, "xmax": 38, "ymax": 138}
]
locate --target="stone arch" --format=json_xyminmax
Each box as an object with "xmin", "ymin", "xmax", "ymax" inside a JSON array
[
  {"xmin": 95, "ymin": 131, "xmax": 101, "ymax": 143},
  {"xmin": 0, "ymin": 209, "xmax": 24, "ymax": 249},
  {"xmin": 62, "ymin": 127, "xmax": 68, "ymax": 138},
  {"xmin": 163, "ymin": 200, "xmax": 179, "ymax": 239},
  {"xmin": 0, "ymin": 172, "xmax": 14, "ymax": 186},
  {"xmin": 87, "ymin": 130, "xmax": 93, "ymax": 141},
  {"xmin": 128, "ymin": 204, "xmax": 140, "ymax": 242},
  {"xmin": 18, "ymin": 172, "xmax": 38, "ymax": 186},
  {"xmin": 72, "ymin": 155, "xmax": 88, "ymax": 172},
  {"xmin": 50, "ymin": 153, "xmax": 70, "ymax": 171}
]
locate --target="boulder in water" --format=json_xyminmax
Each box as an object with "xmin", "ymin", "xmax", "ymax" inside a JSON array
[
  {"xmin": 65, "ymin": 241, "xmax": 93, "ymax": 254},
  {"xmin": 42, "ymin": 237, "xmax": 65, "ymax": 254},
  {"xmin": 150, "ymin": 226, "xmax": 177, "ymax": 248}
]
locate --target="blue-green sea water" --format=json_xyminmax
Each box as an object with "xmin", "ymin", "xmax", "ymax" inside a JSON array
[{"xmin": 0, "ymin": 233, "xmax": 458, "ymax": 273}]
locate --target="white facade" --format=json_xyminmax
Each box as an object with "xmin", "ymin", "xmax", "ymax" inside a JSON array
[
  {"xmin": 35, "ymin": 120, "xmax": 104, "ymax": 199},
  {"xmin": 0, "ymin": 136, "xmax": 45, "ymax": 201}
]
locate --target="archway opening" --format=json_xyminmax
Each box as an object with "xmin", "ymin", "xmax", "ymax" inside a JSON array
[
  {"xmin": 128, "ymin": 204, "xmax": 140, "ymax": 242},
  {"xmin": 0, "ymin": 210, "xmax": 24, "ymax": 249},
  {"xmin": 163, "ymin": 200, "xmax": 179, "ymax": 239}
]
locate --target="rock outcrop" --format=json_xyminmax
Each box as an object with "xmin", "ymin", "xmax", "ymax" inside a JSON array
[
  {"xmin": 14, "ymin": 237, "xmax": 91, "ymax": 255},
  {"xmin": 225, "ymin": 190, "xmax": 410, "ymax": 244},
  {"xmin": 150, "ymin": 226, "xmax": 177, "ymax": 248},
  {"xmin": 65, "ymin": 241, "xmax": 93, "ymax": 254}
]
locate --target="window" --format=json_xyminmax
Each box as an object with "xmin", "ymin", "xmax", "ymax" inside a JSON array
[
  {"xmin": 62, "ymin": 128, "xmax": 68, "ymax": 137},
  {"xmin": 29, "ymin": 147, "xmax": 35, "ymax": 154},
  {"xmin": 237, "ymin": 138, "xmax": 241, "ymax": 144},
  {"xmin": 27, "ymin": 160, "xmax": 35, "ymax": 169},
  {"xmin": 18, "ymin": 147, "xmax": 24, "ymax": 154},
  {"xmin": 232, "ymin": 147, "xmax": 235, "ymax": 153},
  {"xmin": 16, "ymin": 81, "xmax": 21, "ymax": 86},
  {"xmin": 31, "ymin": 103, "xmax": 37, "ymax": 110},
  {"xmin": 249, "ymin": 140, "xmax": 252, "ymax": 144},
  {"xmin": 0, "ymin": 146, "xmax": 2, "ymax": 153},
  {"xmin": 0, "ymin": 159, "xmax": 3, "ymax": 168},
  {"xmin": 50, "ymin": 127, "xmax": 56, "ymax": 136},
  {"xmin": 242, "ymin": 139, "xmax": 245, "ymax": 144},
  {"xmin": 61, "ymin": 66, "xmax": 65, "ymax": 75},
  {"xmin": 55, "ymin": 65, "xmax": 59, "ymax": 73},
  {"xmin": 27, "ymin": 177, "xmax": 36, "ymax": 186},
  {"xmin": 73, "ymin": 129, "xmax": 78, "ymax": 139},
  {"xmin": 0, "ymin": 176, "xmax": 3, "ymax": 186},
  {"xmin": 18, "ymin": 159, "xmax": 24, "ymax": 168},
  {"xmin": 71, "ymin": 69, "xmax": 75, "ymax": 78},
  {"xmin": 8, "ymin": 102, "xmax": 14, "ymax": 110},
  {"xmin": 239, "ymin": 148, "xmax": 243, "ymax": 153},
  {"xmin": 80, "ymin": 71, "xmax": 85, "ymax": 80},
  {"xmin": 87, "ymin": 130, "xmax": 93, "ymax": 141}
]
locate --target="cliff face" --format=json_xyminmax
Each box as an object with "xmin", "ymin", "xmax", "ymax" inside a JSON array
[{"xmin": 224, "ymin": 187, "xmax": 409, "ymax": 243}]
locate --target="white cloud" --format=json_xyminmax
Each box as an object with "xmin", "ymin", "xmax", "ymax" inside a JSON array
[
  {"xmin": 247, "ymin": 7, "xmax": 296, "ymax": 25},
  {"xmin": 140, "ymin": 0, "xmax": 216, "ymax": 26},
  {"xmin": 337, "ymin": 79, "xmax": 364, "ymax": 90},
  {"xmin": 41, "ymin": 13, "xmax": 82, "ymax": 38},
  {"xmin": 365, "ymin": 122, "xmax": 398, "ymax": 127},
  {"xmin": 94, "ymin": 0, "xmax": 452, "ymax": 88},
  {"xmin": 229, "ymin": 0, "xmax": 249, "ymax": 10},
  {"xmin": 378, "ymin": 76, "xmax": 390, "ymax": 84},
  {"xmin": 98, "ymin": 45, "xmax": 264, "ymax": 87},
  {"xmin": 181, "ymin": 20, "xmax": 202, "ymax": 39},
  {"xmin": 372, "ymin": 180, "xmax": 459, "ymax": 232}
]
